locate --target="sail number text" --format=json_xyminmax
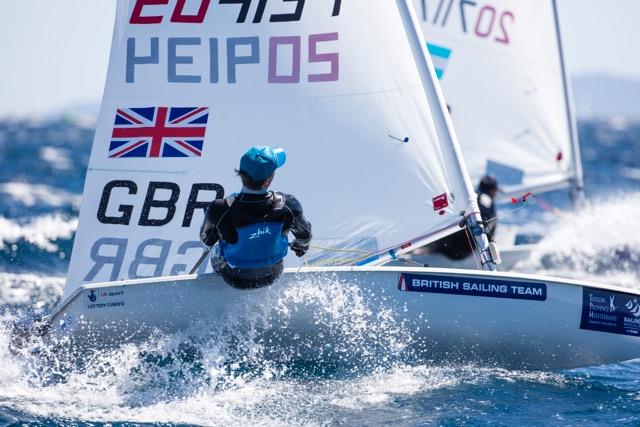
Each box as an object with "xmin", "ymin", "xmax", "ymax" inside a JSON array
[
  {"xmin": 419, "ymin": 0, "xmax": 514, "ymax": 45},
  {"xmin": 97, "ymin": 180, "xmax": 221, "ymax": 228},
  {"xmin": 126, "ymin": 0, "xmax": 342, "ymax": 84},
  {"xmin": 82, "ymin": 180, "xmax": 224, "ymax": 281},
  {"xmin": 129, "ymin": 0, "xmax": 342, "ymax": 24},
  {"xmin": 126, "ymin": 34, "xmax": 339, "ymax": 84}
]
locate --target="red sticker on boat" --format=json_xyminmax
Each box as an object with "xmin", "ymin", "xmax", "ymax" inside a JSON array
[{"xmin": 432, "ymin": 193, "xmax": 449, "ymax": 211}]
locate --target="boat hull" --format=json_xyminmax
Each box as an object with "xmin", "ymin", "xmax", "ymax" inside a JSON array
[{"xmin": 45, "ymin": 267, "xmax": 640, "ymax": 370}]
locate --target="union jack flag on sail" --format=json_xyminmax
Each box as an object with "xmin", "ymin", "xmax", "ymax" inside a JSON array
[{"xmin": 109, "ymin": 107, "xmax": 209, "ymax": 158}]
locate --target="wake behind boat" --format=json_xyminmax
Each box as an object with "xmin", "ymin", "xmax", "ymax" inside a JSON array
[{"xmin": 27, "ymin": 0, "xmax": 640, "ymax": 371}]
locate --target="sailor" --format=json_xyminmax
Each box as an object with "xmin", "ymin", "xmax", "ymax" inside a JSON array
[
  {"xmin": 430, "ymin": 175, "xmax": 499, "ymax": 260},
  {"xmin": 476, "ymin": 175, "xmax": 499, "ymax": 237},
  {"xmin": 200, "ymin": 146, "xmax": 312, "ymax": 289}
]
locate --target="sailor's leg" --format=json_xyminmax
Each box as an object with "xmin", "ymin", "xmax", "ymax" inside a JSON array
[
  {"xmin": 209, "ymin": 244, "xmax": 226, "ymax": 273},
  {"xmin": 220, "ymin": 262, "xmax": 284, "ymax": 290}
]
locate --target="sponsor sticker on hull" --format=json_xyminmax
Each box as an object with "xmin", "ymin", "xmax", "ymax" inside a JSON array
[
  {"xmin": 86, "ymin": 289, "xmax": 126, "ymax": 310},
  {"xmin": 398, "ymin": 273, "xmax": 546, "ymax": 301},
  {"xmin": 580, "ymin": 287, "xmax": 640, "ymax": 337}
]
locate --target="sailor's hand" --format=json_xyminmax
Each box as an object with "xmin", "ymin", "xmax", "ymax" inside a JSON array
[
  {"xmin": 201, "ymin": 230, "xmax": 217, "ymax": 247},
  {"xmin": 289, "ymin": 241, "xmax": 308, "ymax": 257}
]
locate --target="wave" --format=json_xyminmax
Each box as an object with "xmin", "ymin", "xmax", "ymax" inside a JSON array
[
  {"xmin": 0, "ymin": 277, "xmax": 421, "ymax": 425},
  {"xmin": 518, "ymin": 193, "xmax": 640, "ymax": 288},
  {"xmin": 0, "ymin": 265, "xmax": 639, "ymax": 425},
  {"xmin": 2, "ymin": 330, "xmax": 638, "ymax": 427},
  {"xmin": 0, "ymin": 214, "xmax": 77, "ymax": 253},
  {"xmin": 39, "ymin": 147, "xmax": 73, "ymax": 172},
  {"xmin": 621, "ymin": 167, "xmax": 640, "ymax": 181},
  {"xmin": 0, "ymin": 182, "xmax": 80, "ymax": 209},
  {"xmin": 0, "ymin": 273, "xmax": 64, "ymax": 313}
]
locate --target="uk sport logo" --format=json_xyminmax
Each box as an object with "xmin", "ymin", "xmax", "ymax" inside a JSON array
[{"xmin": 109, "ymin": 107, "xmax": 209, "ymax": 158}]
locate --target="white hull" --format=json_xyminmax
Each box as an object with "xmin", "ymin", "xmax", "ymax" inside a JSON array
[{"xmin": 44, "ymin": 267, "xmax": 640, "ymax": 370}]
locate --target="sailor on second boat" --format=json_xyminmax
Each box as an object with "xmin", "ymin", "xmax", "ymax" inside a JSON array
[
  {"xmin": 200, "ymin": 146, "xmax": 312, "ymax": 289},
  {"xmin": 429, "ymin": 175, "xmax": 499, "ymax": 260}
]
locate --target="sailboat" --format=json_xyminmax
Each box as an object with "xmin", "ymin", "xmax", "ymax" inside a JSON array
[
  {"xmin": 35, "ymin": 0, "xmax": 640, "ymax": 369},
  {"xmin": 412, "ymin": 0, "xmax": 584, "ymax": 269}
]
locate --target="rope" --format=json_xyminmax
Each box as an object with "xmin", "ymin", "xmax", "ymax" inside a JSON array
[
  {"xmin": 308, "ymin": 244, "xmax": 372, "ymax": 255},
  {"xmin": 462, "ymin": 210, "xmax": 491, "ymax": 269},
  {"xmin": 303, "ymin": 243, "xmax": 375, "ymax": 266},
  {"xmin": 308, "ymin": 257, "xmax": 367, "ymax": 266},
  {"xmin": 536, "ymin": 198, "xmax": 570, "ymax": 220},
  {"xmin": 305, "ymin": 243, "xmax": 429, "ymax": 268},
  {"xmin": 511, "ymin": 192, "xmax": 569, "ymax": 219},
  {"xmin": 463, "ymin": 223, "xmax": 482, "ymax": 270}
]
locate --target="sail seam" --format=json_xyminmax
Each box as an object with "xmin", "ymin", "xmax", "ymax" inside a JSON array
[{"xmin": 105, "ymin": 84, "xmax": 425, "ymax": 102}]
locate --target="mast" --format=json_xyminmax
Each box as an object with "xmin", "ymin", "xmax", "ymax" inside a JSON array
[
  {"xmin": 552, "ymin": 0, "xmax": 585, "ymax": 205},
  {"xmin": 395, "ymin": 0, "xmax": 497, "ymax": 271}
]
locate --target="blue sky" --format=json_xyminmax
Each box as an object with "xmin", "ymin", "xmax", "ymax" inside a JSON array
[{"xmin": 1, "ymin": 0, "xmax": 639, "ymax": 117}]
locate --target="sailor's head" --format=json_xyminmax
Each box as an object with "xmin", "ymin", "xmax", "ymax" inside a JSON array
[
  {"xmin": 237, "ymin": 146, "xmax": 287, "ymax": 190},
  {"xmin": 478, "ymin": 175, "xmax": 500, "ymax": 198}
]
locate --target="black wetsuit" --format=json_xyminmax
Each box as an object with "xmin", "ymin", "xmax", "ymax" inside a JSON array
[
  {"xmin": 430, "ymin": 191, "xmax": 497, "ymax": 260},
  {"xmin": 200, "ymin": 190, "xmax": 312, "ymax": 288}
]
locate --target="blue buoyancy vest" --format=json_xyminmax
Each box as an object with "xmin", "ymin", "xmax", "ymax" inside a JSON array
[
  {"xmin": 220, "ymin": 222, "xmax": 289, "ymax": 268},
  {"xmin": 218, "ymin": 194, "xmax": 290, "ymax": 269}
]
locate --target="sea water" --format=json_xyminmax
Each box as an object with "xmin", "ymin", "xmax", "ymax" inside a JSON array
[{"xmin": 0, "ymin": 117, "xmax": 640, "ymax": 426}]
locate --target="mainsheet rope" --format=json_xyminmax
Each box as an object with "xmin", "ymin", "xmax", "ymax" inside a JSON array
[
  {"xmin": 303, "ymin": 243, "xmax": 373, "ymax": 266},
  {"xmin": 303, "ymin": 243, "xmax": 429, "ymax": 267}
]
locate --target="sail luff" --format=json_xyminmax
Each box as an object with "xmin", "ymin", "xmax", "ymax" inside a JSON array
[
  {"xmin": 552, "ymin": 0, "xmax": 585, "ymax": 203},
  {"xmin": 64, "ymin": 2, "xmax": 123, "ymax": 294},
  {"xmin": 395, "ymin": 0, "xmax": 477, "ymax": 209},
  {"xmin": 394, "ymin": 0, "xmax": 496, "ymax": 270}
]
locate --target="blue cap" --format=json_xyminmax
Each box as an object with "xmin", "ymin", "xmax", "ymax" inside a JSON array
[{"xmin": 239, "ymin": 146, "xmax": 287, "ymax": 181}]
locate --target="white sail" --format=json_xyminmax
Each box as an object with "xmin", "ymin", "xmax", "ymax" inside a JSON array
[
  {"xmin": 65, "ymin": 0, "xmax": 479, "ymax": 298},
  {"xmin": 414, "ymin": 0, "xmax": 583, "ymax": 196}
]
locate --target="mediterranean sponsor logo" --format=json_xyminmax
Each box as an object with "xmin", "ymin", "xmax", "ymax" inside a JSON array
[
  {"xmin": 580, "ymin": 287, "xmax": 640, "ymax": 337},
  {"xmin": 397, "ymin": 273, "xmax": 546, "ymax": 301}
]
